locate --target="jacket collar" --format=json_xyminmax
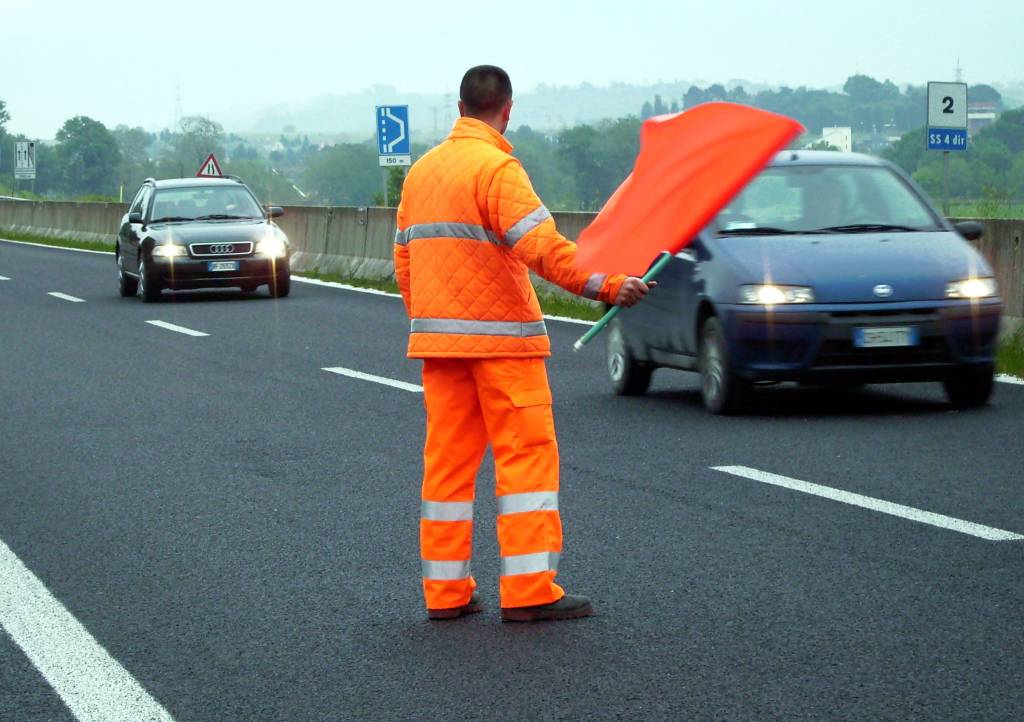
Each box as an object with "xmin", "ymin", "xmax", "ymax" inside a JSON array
[{"xmin": 448, "ymin": 116, "xmax": 513, "ymax": 154}]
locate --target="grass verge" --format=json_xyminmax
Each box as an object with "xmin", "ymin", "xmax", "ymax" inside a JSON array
[
  {"xmin": 0, "ymin": 232, "xmax": 603, "ymax": 321},
  {"xmin": 0, "ymin": 229, "xmax": 115, "ymax": 253},
  {"xmin": 997, "ymin": 329, "xmax": 1024, "ymax": 379}
]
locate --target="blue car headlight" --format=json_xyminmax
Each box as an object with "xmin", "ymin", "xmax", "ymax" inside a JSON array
[
  {"xmin": 739, "ymin": 284, "xmax": 815, "ymax": 305},
  {"xmin": 945, "ymin": 277, "xmax": 997, "ymax": 299}
]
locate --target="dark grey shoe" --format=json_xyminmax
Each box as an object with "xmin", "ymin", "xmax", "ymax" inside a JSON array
[
  {"xmin": 501, "ymin": 594, "xmax": 594, "ymax": 622},
  {"xmin": 427, "ymin": 592, "xmax": 483, "ymax": 620}
]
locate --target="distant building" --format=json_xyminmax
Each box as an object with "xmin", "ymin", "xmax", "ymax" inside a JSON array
[
  {"xmin": 968, "ymin": 100, "xmax": 999, "ymax": 136},
  {"xmin": 821, "ymin": 127, "xmax": 853, "ymax": 153}
]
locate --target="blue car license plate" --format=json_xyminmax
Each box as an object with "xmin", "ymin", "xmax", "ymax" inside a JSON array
[
  {"xmin": 853, "ymin": 326, "xmax": 919, "ymax": 348},
  {"xmin": 208, "ymin": 261, "xmax": 239, "ymax": 272}
]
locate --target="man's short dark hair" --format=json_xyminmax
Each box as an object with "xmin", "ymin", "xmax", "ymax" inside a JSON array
[{"xmin": 460, "ymin": 65, "xmax": 513, "ymax": 116}]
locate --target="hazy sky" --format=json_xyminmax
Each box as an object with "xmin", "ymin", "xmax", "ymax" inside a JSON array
[{"xmin": 4, "ymin": 0, "xmax": 1021, "ymax": 137}]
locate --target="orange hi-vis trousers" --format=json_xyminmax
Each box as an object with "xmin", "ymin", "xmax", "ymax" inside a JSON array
[{"xmin": 420, "ymin": 357, "xmax": 564, "ymax": 610}]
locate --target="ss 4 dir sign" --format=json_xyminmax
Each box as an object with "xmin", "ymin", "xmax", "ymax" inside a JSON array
[{"xmin": 928, "ymin": 129, "xmax": 967, "ymax": 151}]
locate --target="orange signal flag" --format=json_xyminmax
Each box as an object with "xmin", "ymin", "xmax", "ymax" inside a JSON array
[{"xmin": 576, "ymin": 103, "xmax": 805, "ymax": 276}]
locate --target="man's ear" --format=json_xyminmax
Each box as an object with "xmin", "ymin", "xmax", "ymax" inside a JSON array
[
  {"xmin": 503, "ymin": 100, "xmax": 513, "ymax": 123},
  {"xmin": 458, "ymin": 100, "xmax": 467, "ymax": 118}
]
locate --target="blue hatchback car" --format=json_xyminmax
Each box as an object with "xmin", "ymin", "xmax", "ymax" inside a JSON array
[{"xmin": 607, "ymin": 151, "xmax": 1002, "ymax": 413}]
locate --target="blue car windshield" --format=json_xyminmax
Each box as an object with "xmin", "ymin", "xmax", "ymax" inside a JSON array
[{"xmin": 713, "ymin": 165, "xmax": 943, "ymax": 235}]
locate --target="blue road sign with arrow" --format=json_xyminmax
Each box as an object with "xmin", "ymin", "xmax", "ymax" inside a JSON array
[{"xmin": 376, "ymin": 106, "xmax": 411, "ymax": 166}]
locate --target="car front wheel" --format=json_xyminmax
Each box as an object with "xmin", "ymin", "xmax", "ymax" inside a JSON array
[
  {"xmin": 943, "ymin": 366, "xmax": 995, "ymax": 408},
  {"xmin": 268, "ymin": 271, "xmax": 290, "ymax": 298},
  {"xmin": 117, "ymin": 251, "xmax": 138, "ymax": 297},
  {"xmin": 699, "ymin": 316, "xmax": 748, "ymax": 414},
  {"xmin": 138, "ymin": 256, "xmax": 161, "ymax": 303},
  {"xmin": 607, "ymin": 318, "xmax": 652, "ymax": 395}
]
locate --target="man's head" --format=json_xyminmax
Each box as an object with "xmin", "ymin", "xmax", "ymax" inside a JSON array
[{"xmin": 459, "ymin": 65, "xmax": 513, "ymax": 134}]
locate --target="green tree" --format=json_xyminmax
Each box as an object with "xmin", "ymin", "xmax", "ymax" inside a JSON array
[
  {"xmin": 53, "ymin": 116, "xmax": 121, "ymax": 197},
  {"xmin": 843, "ymin": 74, "xmax": 900, "ymax": 104},
  {"xmin": 970, "ymin": 84, "xmax": 1003, "ymax": 109},
  {"xmin": 303, "ymin": 142, "xmax": 380, "ymax": 205},
  {"xmin": 112, "ymin": 125, "xmax": 154, "ymax": 195},
  {"xmin": 372, "ymin": 167, "xmax": 406, "ymax": 207},
  {"xmin": 0, "ymin": 99, "xmax": 9, "ymax": 133},
  {"xmin": 883, "ymin": 127, "xmax": 927, "ymax": 174},
  {"xmin": 161, "ymin": 115, "xmax": 224, "ymax": 177}
]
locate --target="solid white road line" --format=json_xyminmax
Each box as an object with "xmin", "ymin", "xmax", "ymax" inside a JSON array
[
  {"xmin": 322, "ymin": 366, "xmax": 423, "ymax": 393},
  {"xmin": 996, "ymin": 374, "xmax": 1024, "ymax": 386},
  {"xmin": 145, "ymin": 320, "xmax": 209, "ymax": 337},
  {"xmin": 291, "ymin": 275, "xmax": 595, "ymax": 327},
  {"xmin": 0, "ymin": 275, "xmax": 10, "ymax": 280},
  {"xmin": 712, "ymin": 465, "xmax": 1024, "ymax": 542},
  {"xmin": 0, "ymin": 237, "xmax": 113, "ymax": 255},
  {"xmin": 48, "ymin": 292, "xmax": 86, "ymax": 303},
  {"xmin": 0, "ymin": 538, "xmax": 176, "ymax": 722}
]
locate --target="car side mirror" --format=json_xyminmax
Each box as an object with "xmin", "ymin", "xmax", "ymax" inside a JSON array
[
  {"xmin": 954, "ymin": 220, "xmax": 983, "ymax": 241},
  {"xmin": 268, "ymin": 206, "xmax": 284, "ymax": 218},
  {"xmin": 128, "ymin": 211, "xmax": 143, "ymax": 224}
]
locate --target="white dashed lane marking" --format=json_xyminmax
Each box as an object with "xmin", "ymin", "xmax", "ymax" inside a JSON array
[
  {"xmin": 713, "ymin": 465, "xmax": 1024, "ymax": 542},
  {"xmin": 0, "ymin": 275, "xmax": 10, "ymax": 281},
  {"xmin": 145, "ymin": 320, "xmax": 210, "ymax": 337},
  {"xmin": 322, "ymin": 366, "xmax": 423, "ymax": 393},
  {"xmin": 48, "ymin": 292, "xmax": 85, "ymax": 303},
  {"xmin": 0, "ymin": 538, "xmax": 177, "ymax": 722}
]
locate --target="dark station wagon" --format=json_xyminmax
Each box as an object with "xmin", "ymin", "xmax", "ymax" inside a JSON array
[
  {"xmin": 116, "ymin": 177, "xmax": 291, "ymax": 302},
  {"xmin": 607, "ymin": 151, "xmax": 1002, "ymax": 414}
]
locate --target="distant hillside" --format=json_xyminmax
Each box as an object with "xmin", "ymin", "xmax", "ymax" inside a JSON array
[
  {"xmin": 218, "ymin": 77, "xmax": 1024, "ymax": 140},
  {"xmin": 221, "ymin": 79, "xmax": 776, "ymax": 139}
]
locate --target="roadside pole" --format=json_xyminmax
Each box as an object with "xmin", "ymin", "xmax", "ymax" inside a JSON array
[{"xmin": 943, "ymin": 151, "xmax": 950, "ymax": 216}]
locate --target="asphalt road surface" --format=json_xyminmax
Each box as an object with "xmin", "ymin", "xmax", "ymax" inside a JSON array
[{"xmin": 2, "ymin": 238, "xmax": 1023, "ymax": 721}]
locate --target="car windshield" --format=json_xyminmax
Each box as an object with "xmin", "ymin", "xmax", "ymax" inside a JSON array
[
  {"xmin": 150, "ymin": 186, "xmax": 263, "ymax": 222},
  {"xmin": 712, "ymin": 164, "xmax": 943, "ymax": 235}
]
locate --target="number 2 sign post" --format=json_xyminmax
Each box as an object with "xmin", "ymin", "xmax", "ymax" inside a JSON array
[{"xmin": 926, "ymin": 81, "xmax": 968, "ymax": 215}]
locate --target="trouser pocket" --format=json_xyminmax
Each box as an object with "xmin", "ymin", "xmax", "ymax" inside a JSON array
[{"xmin": 510, "ymin": 388, "xmax": 555, "ymax": 449}]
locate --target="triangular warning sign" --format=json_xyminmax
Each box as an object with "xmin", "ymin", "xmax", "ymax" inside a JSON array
[{"xmin": 196, "ymin": 153, "xmax": 223, "ymax": 178}]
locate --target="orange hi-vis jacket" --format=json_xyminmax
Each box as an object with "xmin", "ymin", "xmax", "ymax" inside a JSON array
[{"xmin": 394, "ymin": 117, "xmax": 626, "ymax": 358}]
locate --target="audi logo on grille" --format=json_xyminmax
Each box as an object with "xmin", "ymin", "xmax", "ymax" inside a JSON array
[{"xmin": 210, "ymin": 244, "xmax": 235, "ymax": 254}]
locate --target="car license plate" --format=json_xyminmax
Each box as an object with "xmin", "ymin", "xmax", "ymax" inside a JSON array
[
  {"xmin": 853, "ymin": 326, "xmax": 919, "ymax": 348},
  {"xmin": 208, "ymin": 261, "xmax": 239, "ymax": 272}
]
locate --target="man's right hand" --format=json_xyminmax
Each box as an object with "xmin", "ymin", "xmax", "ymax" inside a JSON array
[{"xmin": 614, "ymin": 277, "xmax": 655, "ymax": 307}]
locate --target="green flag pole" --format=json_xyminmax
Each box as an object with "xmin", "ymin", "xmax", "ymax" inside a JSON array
[{"xmin": 573, "ymin": 250, "xmax": 674, "ymax": 352}]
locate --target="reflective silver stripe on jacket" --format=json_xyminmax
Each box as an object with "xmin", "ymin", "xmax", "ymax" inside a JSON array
[
  {"xmin": 500, "ymin": 551, "xmax": 561, "ymax": 576},
  {"xmin": 582, "ymin": 273, "xmax": 607, "ymax": 300},
  {"xmin": 421, "ymin": 559, "xmax": 472, "ymax": 580},
  {"xmin": 497, "ymin": 491, "xmax": 559, "ymax": 516},
  {"xmin": 410, "ymin": 318, "xmax": 548, "ymax": 337},
  {"xmin": 395, "ymin": 222, "xmax": 501, "ymax": 246},
  {"xmin": 504, "ymin": 205, "xmax": 552, "ymax": 246},
  {"xmin": 421, "ymin": 500, "xmax": 474, "ymax": 522}
]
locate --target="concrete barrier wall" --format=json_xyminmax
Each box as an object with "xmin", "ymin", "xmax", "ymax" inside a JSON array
[
  {"xmin": 0, "ymin": 200, "xmax": 127, "ymax": 245},
  {"xmin": 2, "ymin": 199, "xmax": 1022, "ymax": 324}
]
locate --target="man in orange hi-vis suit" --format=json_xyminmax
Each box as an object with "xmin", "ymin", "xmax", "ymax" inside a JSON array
[{"xmin": 395, "ymin": 66, "xmax": 651, "ymax": 622}]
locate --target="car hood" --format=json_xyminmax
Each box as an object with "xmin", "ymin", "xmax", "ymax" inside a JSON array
[
  {"xmin": 149, "ymin": 220, "xmax": 272, "ymax": 244},
  {"xmin": 710, "ymin": 231, "xmax": 993, "ymax": 303}
]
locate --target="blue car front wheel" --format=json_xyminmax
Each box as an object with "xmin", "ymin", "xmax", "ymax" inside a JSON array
[{"xmin": 699, "ymin": 316, "xmax": 748, "ymax": 414}]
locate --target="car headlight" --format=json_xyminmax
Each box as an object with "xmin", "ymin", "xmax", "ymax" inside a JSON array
[
  {"xmin": 255, "ymin": 237, "xmax": 288, "ymax": 258},
  {"xmin": 738, "ymin": 284, "xmax": 815, "ymax": 305},
  {"xmin": 153, "ymin": 244, "xmax": 187, "ymax": 258},
  {"xmin": 945, "ymin": 277, "xmax": 997, "ymax": 299}
]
